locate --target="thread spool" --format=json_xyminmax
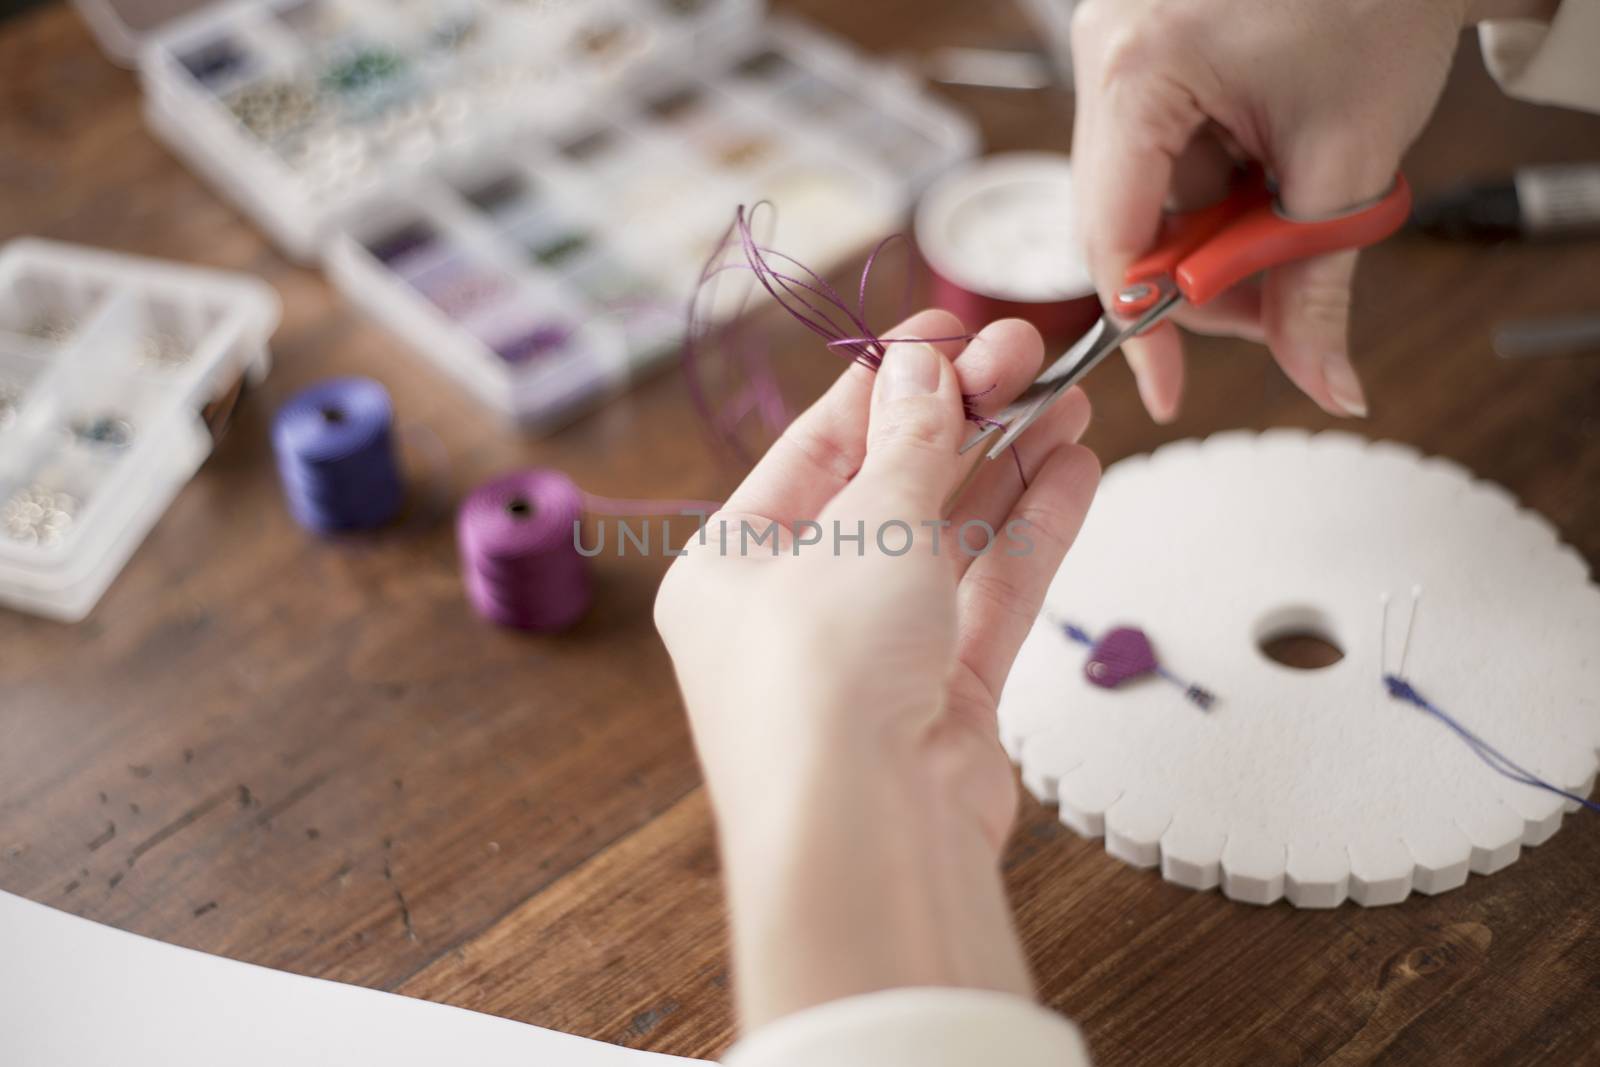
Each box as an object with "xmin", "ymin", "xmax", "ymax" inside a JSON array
[
  {"xmin": 272, "ymin": 377, "xmax": 405, "ymax": 533},
  {"xmin": 457, "ymin": 469, "xmax": 592, "ymax": 632},
  {"xmin": 914, "ymin": 152, "xmax": 1102, "ymax": 341}
]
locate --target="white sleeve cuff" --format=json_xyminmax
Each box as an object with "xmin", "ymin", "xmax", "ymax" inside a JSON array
[
  {"xmin": 722, "ymin": 988, "xmax": 1092, "ymax": 1067},
  {"xmin": 1479, "ymin": 0, "xmax": 1600, "ymax": 114}
]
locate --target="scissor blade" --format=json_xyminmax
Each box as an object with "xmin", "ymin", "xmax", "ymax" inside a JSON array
[
  {"xmin": 958, "ymin": 317, "xmax": 1118, "ymax": 458},
  {"xmin": 958, "ymin": 421, "xmax": 1004, "ymax": 456},
  {"xmin": 959, "ymin": 287, "xmax": 1184, "ymax": 460},
  {"xmin": 959, "ymin": 321, "xmax": 1107, "ymax": 456}
]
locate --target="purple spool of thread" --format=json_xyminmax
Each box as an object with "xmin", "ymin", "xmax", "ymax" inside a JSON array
[
  {"xmin": 457, "ymin": 469, "xmax": 592, "ymax": 632},
  {"xmin": 272, "ymin": 377, "xmax": 405, "ymax": 533}
]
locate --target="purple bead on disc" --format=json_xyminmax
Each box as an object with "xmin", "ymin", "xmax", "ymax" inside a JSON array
[{"xmin": 1084, "ymin": 626, "xmax": 1159, "ymax": 689}]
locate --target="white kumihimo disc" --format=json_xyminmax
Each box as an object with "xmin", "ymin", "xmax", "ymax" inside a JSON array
[{"xmin": 998, "ymin": 430, "xmax": 1600, "ymax": 907}]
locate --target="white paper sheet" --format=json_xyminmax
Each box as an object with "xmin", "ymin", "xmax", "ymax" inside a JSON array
[{"xmin": 0, "ymin": 891, "xmax": 710, "ymax": 1066}]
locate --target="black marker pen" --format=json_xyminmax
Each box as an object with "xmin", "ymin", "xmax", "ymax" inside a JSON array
[{"xmin": 1412, "ymin": 162, "xmax": 1600, "ymax": 240}]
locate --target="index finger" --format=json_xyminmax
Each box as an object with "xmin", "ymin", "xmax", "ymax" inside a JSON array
[
  {"xmin": 1071, "ymin": 16, "xmax": 1206, "ymax": 303},
  {"xmin": 1071, "ymin": 22, "xmax": 1207, "ymax": 420}
]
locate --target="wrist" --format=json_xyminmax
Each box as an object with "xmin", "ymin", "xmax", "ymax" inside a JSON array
[
  {"xmin": 707, "ymin": 710, "xmax": 924, "ymax": 866},
  {"xmin": 716, "ymin": 756, "xmax": 1033, "ymax": 1030}
]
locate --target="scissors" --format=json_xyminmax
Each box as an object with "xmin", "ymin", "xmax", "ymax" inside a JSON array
[{"xmin": 959, "ymin": 167, "xmax": 1414, "ymax": 460}]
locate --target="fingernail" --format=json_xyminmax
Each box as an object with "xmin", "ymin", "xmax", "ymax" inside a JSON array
[
  {"xmin": 881, "ymin": 344, "xmax": 941, "ymax": 402},
  {"xmin": 1322, "ymin": 351, "xmax": 1368, "ymax": 418}
]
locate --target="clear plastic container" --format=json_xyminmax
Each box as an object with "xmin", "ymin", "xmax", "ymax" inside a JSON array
[
  {"xmin": 0, "ymin": 239, "xmax": 279, "ymax": 621},
  {"xmin": 137, "ymin": 0, "xmax": 769, "ymax": 261},
  {"xmin": 322, "ymin": 17, "xmax": 979, "ymax": 425},
  {"xmin": 125, "ymin": 0, "xmax": 977, "ymax": 427}
]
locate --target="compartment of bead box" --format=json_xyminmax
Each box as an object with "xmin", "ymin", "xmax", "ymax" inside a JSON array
[
  {"xmin": 0, "ymin": 338, "xmax": 59, "ymax": 440},
  {"xmin": 0, "ymin": 262, "xmax": 114, "ymax": 348},
  {"xmin": 139, "ymin": 0, "xmax": 765, "ymax": 260},
  {"xmin": 329, "ymin": 166, "xmax": 634, "ymax": 428},
  {"xmin": 0, "ymin": 238, "xmax": 279, "ymax": 621},
  {"xmin": 0, "ymin": 303, "xmax": 224, "ymax": 572},
  {"xmin": 324, "ymin": 18, "xmax": 975, "ymax": 425}
]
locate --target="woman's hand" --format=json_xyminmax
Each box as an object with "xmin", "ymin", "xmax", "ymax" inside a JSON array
[
  {"xmin": 656, "ymin": 310, "xmax": 1099, "ymax": 1029},
  {"xmin": 1070, "ymin": 0, "xmax": 1479, "ymax": 421}
]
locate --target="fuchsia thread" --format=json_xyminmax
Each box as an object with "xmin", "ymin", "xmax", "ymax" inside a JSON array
[
  {"xmin": 686, "ymin": 204, "xmax": 1010, "ymax": 469},
  {"xmin": 457, "ymin": 469, "xmax": 593, "ymax": 633},
  {"xmin": 458, "ymin": 471, "xmax": 720, "ymax": 633},
  {"xmin": 581, "ymin": 493, "xmax": 722, "ymax": 517}
]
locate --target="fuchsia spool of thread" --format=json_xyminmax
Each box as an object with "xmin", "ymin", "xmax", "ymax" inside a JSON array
[
  {"xmin": 457, "ymin": 469, "xmax": 593, "ymax": 632},
  {"xmin": 915, "ymin": 152, "xmax": 1102, "ymax": 342}
]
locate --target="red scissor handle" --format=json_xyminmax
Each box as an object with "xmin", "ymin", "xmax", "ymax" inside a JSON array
[{"xmin": 1118, "ymin": 169, "xmax": 1412, "ymax": 315}]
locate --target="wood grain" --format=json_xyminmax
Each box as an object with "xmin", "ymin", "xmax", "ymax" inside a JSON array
[{"xmin": 2, "ymin": 2, "xmax": 1598, "ymax": 1063}]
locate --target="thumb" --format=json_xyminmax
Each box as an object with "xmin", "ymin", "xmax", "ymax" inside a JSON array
[
  {"xmin": 1262, "ymin": 138, "xmax": 1395, "ymax": 418},
  {"xmin": 835, "ymin": 343, "xmax": 965, "ymax": 526},
  {"xmin": 1261, "ymin": 251, "xmax": 1367, "ymax": 417}
]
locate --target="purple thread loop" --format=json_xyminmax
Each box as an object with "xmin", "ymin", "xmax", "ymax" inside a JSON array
[
  {"xmin": 1385, "ymin": 674, "xmax": 1600, "ymax": 814},
  {"xmin": 685, "ymin": 203, "xmax": 1013, "ymax": 470}
]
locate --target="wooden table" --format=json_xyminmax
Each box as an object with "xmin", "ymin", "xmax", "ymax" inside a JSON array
[{"xmin": 4, "ymin": 2, "xmax": 1599, "ymax": 1062}]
